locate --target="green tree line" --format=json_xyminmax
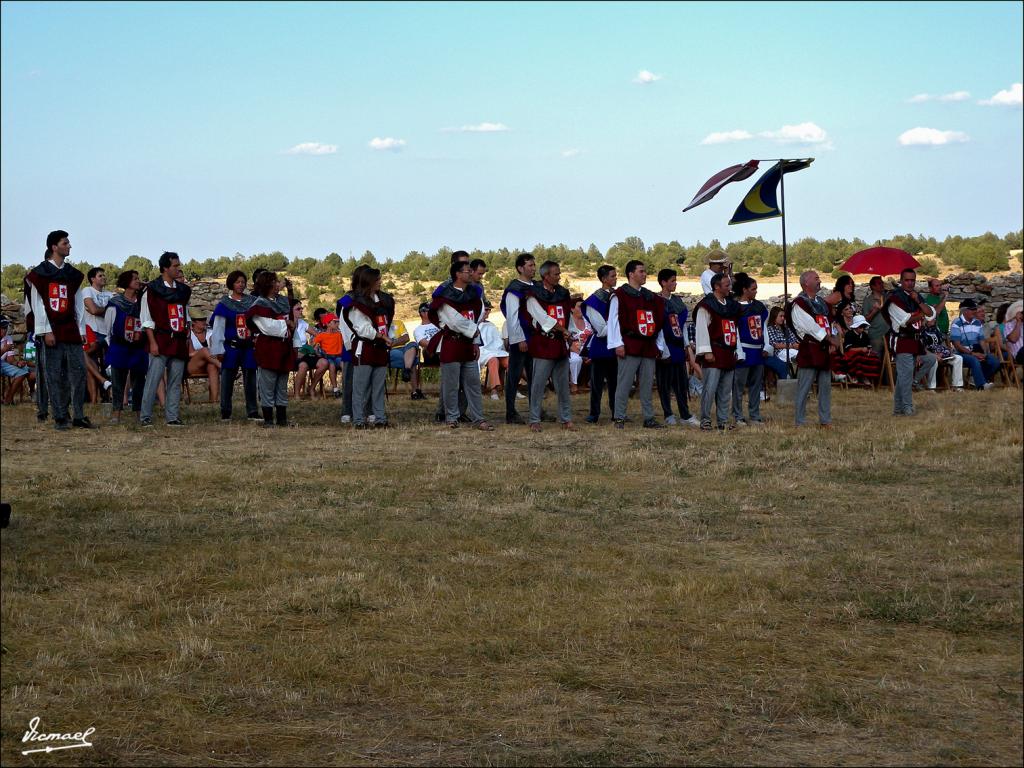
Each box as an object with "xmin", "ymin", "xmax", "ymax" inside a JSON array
[{"xmin": 3, "ymin": 231, "xmax": 1020, "ymax": 301}]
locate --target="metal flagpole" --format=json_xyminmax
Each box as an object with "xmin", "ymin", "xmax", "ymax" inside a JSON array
[{"xmin": 778, "ymin": 158, "xmax": 789, "ymax": 302}]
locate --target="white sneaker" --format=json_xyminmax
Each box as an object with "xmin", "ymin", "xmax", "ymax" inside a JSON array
[
  {"xmin": 490, "ymin": 391, "xmax": 500, "ymax": 400},
  {"xmin": 664, "ymin": 415, "xmax": 678, "ymax": 426},
  {"xmin": 683, "ymin": 415, "xmax": 700, "ymax": 427},
  {"xmin": 516, "ymin": 392, "xmax": 526, "ymax": 400},
  {"xmin": 734, "ymin": 419, "xmax": 748, "ymax": 428},
  {"xmin": 983, "ymin": 382, "xmax": 995, "ymax": 390},
  {"xmin": 341, "ymin": 414, "xmax": 352, "ymax": 424},
  {"xmin": 102, "ymin": 380, "xmax": 112, "ymax": 391},
  {"xmin": 368, "ymin": 414, "xmax": 377, "ymax": 424},
  {"xmin": 833, "ymin": 373, "xmax": 847, "ymax": 382},
  {"xmin": 759, "ymin": 391, "xmax": 767, "ymax": 401}
]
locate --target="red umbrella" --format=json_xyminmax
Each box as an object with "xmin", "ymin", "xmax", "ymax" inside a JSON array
[{"xmin": 839, "ymin": 247, "xmax": 920, "ymax": 276}]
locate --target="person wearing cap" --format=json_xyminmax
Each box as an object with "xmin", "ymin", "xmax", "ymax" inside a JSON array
[
  {"xmin": 209, "ymin": 270, "xmax": 260, "ymax": 420},
  {"xmin": 312, "ymin": 313, "xmax": 344, "ymax": 397},
  {"xmin": 950, "ymin": 298, "xmax": 998, "ymax": 390},
  {"xmin": 607, "ymin": 259, "xmax": 666, "ymax": 429},
  {"xmin": 841, "ymin": 311, "xmax": 883, "ymax": 386},
  {"xmin": 788, "ymin": 270, "xmax": 838, "ymax": 428},
  {"xmin": 882, "ymin": 268, "xmax": 937, "ymax": 416},
  {"xmin": 410, "ymin": 301, "xmax": 440, "ymax": 400},
  {"xmin": 25, "ymin": 229, "xmax": 92, "ymax": 430},
  {"xmin": 699, "ymin": 250, "xmax": 732, "ymax": 297}
]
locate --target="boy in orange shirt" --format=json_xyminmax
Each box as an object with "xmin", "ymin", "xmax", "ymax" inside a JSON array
[{"xmin": 313, "ymin": 313, "xmax": 344, "ymax": 396}]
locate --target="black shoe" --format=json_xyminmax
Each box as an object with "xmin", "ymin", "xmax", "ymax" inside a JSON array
[
  {"xmin": 434, "ymin": 412, "xmax": 445, "ymax": 423},
  {"xmin": 401, "ymin": 368, "xmax": 411, "ymax": 383},
  {"xmin": 612, "ymin": 419, "xmax": 625, "ymax": 429},
  {"xmin": 140, "ymin": 418, "xmax": 154, "ymax": 428},
  {"xmin": 275, "ymin": 406, "xmax": 288, "ymax": 427},
  {"xmin": 36, "ymin": 413, "xmax": 48, "ymax": 423},
  {"xmin": 410, "ymin": 389, "xmax": 424, "ymax": 400},
  {"xmin": 642, "ymin": 419, "xmax": 665, "ymax": 429},
  {"xmin": 458, "ymin": 414, "xmax": 473, "ymax": 424},
  {"xmin": 261, "ymin": 421, "xmax": 276, "ymax": 429},
  {"xmin": 506, "ymin": 413, "xmax": 526, "ymax": 425},
  {"xmin": 584, "ymin": 415, "xmax": 599, "ymax": 424},
  {"xmin": 72, "ymin": 417, "xmax": 95, "ymax": 429},
  {"xmin": 54, "ymin": 419, "xmax": 70, "ymax": 431},
  {"xmin": 373, "ymin": 421, "xmax": 390, "ymax": 429},
  {"xmin": 167, "ymin": 420, "xmax": 185, "ymax": 427}
]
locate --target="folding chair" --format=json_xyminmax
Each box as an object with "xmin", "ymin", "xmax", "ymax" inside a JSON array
[{"xmin": 992, "ymin": 335, "xmax": 1021, "ymax": 388}]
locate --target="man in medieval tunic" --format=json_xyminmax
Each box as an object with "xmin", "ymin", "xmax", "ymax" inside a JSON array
[
  {"xmin": 655, "ymin": 268, "xmax": 699, "ymax": 427},
  {"xmin": 583, "ymin": 264, "xmax": 618, "ymax": 424},
  {"xmin": 500, "ymin": 253, "xmax": 537, "ymax": 424},
  {"xmin": 523, "ymin": 260, "xmax": 574, "ymax": 432},
  {"xmin": 430, "ymin": 261, "xmax": 495, "ymax": 431},
  {"xmin": 139, "ymin": 252, "xmax": 192, "ymax": 427},
  {"xmin": 103, "ymin": 270, "xmax": 149, "ymax": 422},
  {"xmin": 607, "ymin": 259, "xmax": 666, "ymax": 429},
  {"xmin": 731, "ymin": 272, "xmax": 769, "ymax": 426},
  {"xmin": 694, "ymin": 273, "xmax": 743, "ymax": 431},
  {"xmin": 883, "ymin": 267, "xmax": 936, "ymax": 417},
  {"xmin": 24, "ymin": 230, "xmax": 90, "ymax": 430},
  {"xmin": 788, "ymin": 270, "xmax": 838, "ymax": 428}
]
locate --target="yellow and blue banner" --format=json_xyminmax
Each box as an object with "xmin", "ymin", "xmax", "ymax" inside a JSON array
[{"xmin": 729, "ymin": 159, "xmax": 813, "ymax": 225}]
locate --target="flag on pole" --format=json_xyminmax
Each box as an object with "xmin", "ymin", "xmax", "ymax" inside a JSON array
[
  {"xmin": 729, "ymin": 158, "xmax": 813, "ymax": 225},
  {"xmin": 683, "ymin": 160, "xmax": 760, "ymax": 212}
]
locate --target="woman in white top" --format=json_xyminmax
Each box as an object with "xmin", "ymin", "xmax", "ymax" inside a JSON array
[
  {"xmin": 476, "ymin": 301, "xmax": 509, "ymax": 399},
  {"xmin": 567, "ymin": 298, "xmax": 593, "ymax": 393},
  {"xmin": 186, "ymin": 316, "xmax": 222, "ymax": 402}
]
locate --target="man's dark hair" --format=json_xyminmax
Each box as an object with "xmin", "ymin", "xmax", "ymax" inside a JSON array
[
  {"xmin": 313, "ymin": 307, "xmax": 328, "ymax": 322},
  {"xmin": 657, "ymin": 268, "xmax": 677, "ymax": 285},
  {"xmin": 596, "ymin": 264, "xmax": 616, "ymax": 281},
  {"xmin": 116, "ymin": 270, "xmax": 138, "ymax": 290},
  {"xmin": 625, "ymin": 259, "xmax": 644, "ymax": 277},
  {"xmin": 451, "ymin": 250, "xmax": 470, "ymax": 265},
  {"xmin": 900, "ymin": 268, "xmax": 917, "ymax": 280},
  {"xmin": 996, "ymin": 303, "xmax": 1010, "ymax": 323},
  {"xmin": 254, "ymin": 271, "xmax": 278, "ymax": 297},
  {"xmin": 226, "ymin": 270, "xmax": 247, "ymax": 291},
  {"xmin": 46, "ymin": 230, "xmax": 68, "ymax": 256},
  {"xmin": 469, "ymin": 258, "xmax": 487, "ymax": 271},
  {"xmin": 869, "ymin": 275, "xmax": 884, "ymax": 290},
  {"xmin": 158, "ymin": 251, "xmax": 179, "ymax": 272},
  {"xmin": 87, "ymin": 267, "xmax": 104, "ymax": 282},
  {"xmin": 710, "ymin": 273, "xmax": 727, "ymax": 291},
  {"xmin": 252, "ymin": 267, "xmax": 267, "ymax": 284},
  {"xmin": 450, "ymin": 261, "xmax": 472, "ymax": 281},
  {"xmin": 732, "ymin": 271, "xmax": 754, "ymax": 297},
  {"xmin": 514, "ymin": 253, "xmax": 534, "ymax": 271}
]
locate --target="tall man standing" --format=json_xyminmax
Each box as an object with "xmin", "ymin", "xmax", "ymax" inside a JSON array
[
  {"xmin": 883, "ymin": 268, "xmax": 937, "ymax": 416},
  {"xmin": 25, "ymin": 230, "xmax": 91, "ymax": 430},
  {"xmin": 655, "ymin": 268, "xmax": 698, "ymax": 426},
  {"xmin": 694, "ymin": 273, "xmax": 742, "ymax": 430},
  {"xmin": 788, "ymin": 270, "xmax": 838, "ymax": 428},
  {"xmin": 607, "ymin": 259, "xmax": 665, "ymax": 429},
  {"xmin": 500, "ymin": 253, "xmax": 537, "ymax": 424},
  {"xmin": 731, "ymin": 273, "xmax": 768, "ymax": 426},
  {"xmin": 583, "ymin": 264, "xmax": 618, "ymax": 424},
  {"xmin": 524, "ymin": 260, "xmax": 574, "ymax": 432},
  {"xmin": 140, "ymin": 252, "xmax": 192, "ymax": 427}
]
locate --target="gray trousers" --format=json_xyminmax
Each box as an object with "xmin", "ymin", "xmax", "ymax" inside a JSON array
[
  {"xmin": 442, "ymin": 361, "xmax": 484, "ymax": 423},
  {"xmin": 699, "ymin": 366, "xmax": 734, "ymax": 427},
  {"xmin": 257, "ymin": 368, "xmax": 289, "ymax": 408},
  {"xmin": 613, "ymin": 355, "xmax": 655, "ymax": 422},
  {"xmin": 44, "ymin": 340, "xmax": 87, "ymax": 421},
  {"xmin": 795, "ymin": 366, "xmax": 831, "ymax": 426},
  {"xmin": 732, "ymin": 364, "xmax": 764, "ymax": 422},
  {"xmin": 530, "ymin": 357, "xmax": 572, "ymax": 424},
  {"xmin": 342, "ymin": 360, "xmax": 354, "ymax": 417},
  {"xmin": 141, "ymin": 354, "xmax": 185, "ymax": 423},
  {"xmin": 894, "ymin": 352, "xmax": 936, "ymax": 415},
  {"xmin": 352, "ymin": 364, "xmax": 387, "ymax": 425}
]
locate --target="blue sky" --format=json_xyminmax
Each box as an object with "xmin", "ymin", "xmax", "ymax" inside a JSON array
[{"xmin": 2, "ymin": 1, "xmax": 1021, "ymax": 268}]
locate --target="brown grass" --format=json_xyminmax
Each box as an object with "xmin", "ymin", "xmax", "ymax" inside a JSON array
[{"xmin": 1, "ymin": 385, "xmax": 1022, "ymax": 766}]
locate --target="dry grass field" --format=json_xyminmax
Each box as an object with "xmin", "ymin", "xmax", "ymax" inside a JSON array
[{"xmin": 1, "ymin": 384, "xmax": 1021, "ymax": 766}]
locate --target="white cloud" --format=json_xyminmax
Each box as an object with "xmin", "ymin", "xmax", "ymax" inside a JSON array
[
  {"xmin": 908, "ymin": 90, "xmax": 971, "ymax": 103},
  {"xmin": 561, "ymin": 148, "xmax": 583, "ymax": 158},
  {"xmin": 898, "ymin": 127, "xmax": 970, "ymax": 146},
  {"xmin": 633, "ymin": 69, "xmax": 662, "ymax": 84},
  {"xmin": 368, "ymin": 137, "xmax": 406, "ymax": 151},
  {"xmin": 285, "ymin": 142, "xmax": 337, "ymax": 155},
  {"xmin": 700, "ymin": 130, "xmax": 754, "ymax": 145},
  {"xmin": 979, "ymin": 82, "xmax": 1023, "ymax": 107},
  {"xmin": 444, "ymin": 122, "xmax": 510, "ymax": 133},
  {"xmin": 759, "ymin": 122, "xmax": 830, "ymax": 145}
]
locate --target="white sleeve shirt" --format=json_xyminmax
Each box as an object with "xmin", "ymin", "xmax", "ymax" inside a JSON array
[
  {"xmin": 886, "ymin": 301, "xmax": 912, "ymax": 331},
  {"xmin": 208, "ymin": 315, "xmax": 226, "ymax": 355},
  {"xmin": 438, "ymin": 303, "xmax": 480, "ymax": 338},
  {"xmin": 505, "ymin": 292, "xmax": 524, "ymax": 345},
  {"xmin": 791, "ymin": 302, "xmax": 827, "ymax": 342},
  {"xmin": 349, "ymin": 306, "xmax": 378, "ymax": 341},
  {"xmin": 606, "ymin": 295, "xmax": 623, "ymax": 350},
  {"xmin": 584, "ymin": 303, "xmax": 608, "ymax": 337},
  {"xmin": 252, "ymin": 315, "xmax": 288, "ymax": 338},
  {"xmin": 695, "ymin": 307, "xmax": 713, "ymax": 354},
  {"xmin": 525, "ymin": 297, "xmax": 558, "ymax": 334}
]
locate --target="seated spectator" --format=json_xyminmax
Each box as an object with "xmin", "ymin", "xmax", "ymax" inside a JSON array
[
  {"xmin": 567, "ymin": 298, "xmax": 593, "ymax": 394},
  {"xmin": 950, "ymin": 298, "xmax": 998, "ymax": 390},
  {"xmin": 477, "ymin": 301, "xmax": 509, "ymax": 400},
  {"xmin": 291, "ymin": 300, "xmax": 316, "ymax": 399},
  {"xmin": 764, "ymin": 305, "xmax": 798, "ymax": 379},
  {"xmin": 842, "ymin": 314, "xmax": 883, "ymax": 386},
  {"xmin": 312, "ymin": 313, "xmax": 344, "ymax": 397},
  {"xmin": 1, "ymin": 319, "xmax": 34, "ymax": 404},
  {"xmin": 921, "ymin": 317, "xmax": 964, "ymax": 391},
  {"xmin": 387, "ymin": 315, "xmax": 418, "ymax": 391},
  {"xmin": 187, "ymin": 315, "xmax": 222, "ymax": 402},
  {"xmin": 411, "ymin": 302, "xmax": 440, "ymax": 400},
  {"xmin": 829, "ymin": 300, "xmax": 854, "ymax": 383},
  {"xmin": 1001, "ymin": 300, "xmax": 1024, "ymax": 366}
]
